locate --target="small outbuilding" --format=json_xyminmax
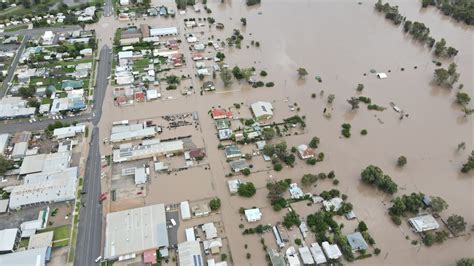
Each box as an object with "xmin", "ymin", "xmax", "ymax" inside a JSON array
[{"xmin": 244, "ymin": 208, "xmax": 262, "ymax": 222}]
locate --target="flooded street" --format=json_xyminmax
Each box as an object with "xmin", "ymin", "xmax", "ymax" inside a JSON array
[{"xmin": 92, "ymin": 0, "xmax": 472, "ymax": 265}]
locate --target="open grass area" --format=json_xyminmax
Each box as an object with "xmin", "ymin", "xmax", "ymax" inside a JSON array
[
  {"xmin": 40, "ymin": 224, "xmax": 72, "ymax": 241},
  {"xmin": 4, "ymin": 24, "xmax": 28, "ymax": 32},
  {"xmin": 19, "ymin": 238, "xmax": 29, "ymax": 248},
  {"xmin": 133, "ymin": 58, "xmax": 151, "ymax": 72},
  {"xmin": 0, "ymin": 0, "xmax": 61, "ymax": 20},
  {"xmin": 58, "ymin": 58, "xmax": 93, "ymax": 67},
  {"xmin": 53, "ymin": 239, "xmax": 70, "ymax": 247}
]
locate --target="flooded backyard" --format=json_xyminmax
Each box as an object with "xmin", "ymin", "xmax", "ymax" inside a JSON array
[{"xmin": 92, "ymin": 0, "xmax": 473, "ymax": 265}]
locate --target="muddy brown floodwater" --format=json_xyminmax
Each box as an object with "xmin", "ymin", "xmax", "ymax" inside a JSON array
[{"xmin": 92, "ymin": 0, "xmax": 473, "ymax": 265}]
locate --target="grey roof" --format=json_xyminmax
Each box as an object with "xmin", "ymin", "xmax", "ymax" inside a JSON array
[
  {"xmin": 19, "ymin": 151, "xmax": 71, "ymax": 175},
  {"xmin": 0, "ymin": 133, "xmax": 9, "ymax": 154},
  {"xmin": 0, "ymin": 199, "xmax": 9, "ymax": 213},
  {"xmin": 224, "ymin": 145, "xmax": 241, "ymax": 157},
  {"xmin": 0, "ymin": 228, "xmax": 18, "ymax": 252},
  {"xmin": 105, "ymin": 203, "xmax": 169, "ymax": 259},
  {"xmin": 229, "ymin": 159, "xmax": 248, "ymax": 172},
  {"xmin": 28, "ymin": 231, "xmax": 54, "ymax": 249},
  {"xmin": 12, "ymin": 141, "xmax": 28, "ymax": 159},
  {"xmin": 346, "ymin": 232, "xmax": 369, "ymax": 251},
  {"xmin": 0, "ymin": 246, "xmax": 49, "ymax": 266},
  {"xmin": 177, "ymin": 241, "xmax": 203, "ymax": 266},
  {"xmin": 9, "ymin": 167, "xmax": 78, "ymax": 209}
]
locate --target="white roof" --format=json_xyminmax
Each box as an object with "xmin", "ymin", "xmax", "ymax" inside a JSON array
[
  {"xmin": 202, "ymin": 223, "xmax": 217, "ymax": 240},
  {"xmin": 113, "ymin": 140, "xmax": 183, "ymax": 163},
  {"xmin": 118, "ymin": 51, "xmax": 133, "ymax": 60},
  {"xmin": 0, "ymin": 199, "xmax": 8, "ymax": 213},
  {"xmin": 309, "ymin": 242, "xmax": 327, "ymax": 264},
  {"xmin": 289, "ymin": 183, "xmax": 304, "ymax": 199},
  {"xmin": 53, "ymin": 125, "xmax": 85, "ymax": 139},
  {"xmin": 134, "ymin": 167, "xmax": 147, "ymax": 185},
  {"xmin": 185, "ymin": 228, "xmax": 195, "ymax": 242},
  {"xmin": 19, "ymin": 151, "xmax": 71, "ymax": 175},
  {"xmin": 377, "ymin": 72, "xmax": 387, "ymax": 79},
  {"xmin": 177, "ymin": 241, "xmax": 203, "ymax": 266},
  {"xmin": 0, "ymin": 133, "xmax": 9, "ymax": 154},
  {"xmin": 146, "ymin": 89, "xmax": 159, "ymax": 100},
  {"xmin": 150, "ymin": 27, "xmax": 178, "ymax": 36},
  {"xmin": 104, "ymin": 203, "xmax": 169, "ymax": 259},
  {"xmin": 244, "ymin": 208, "xmax": 262, "ymax": 222},
  {"xmin": 299, "ymin": 246, "xmax": 315, "ymax": 265},
  {"xmin": 0, "ymin": 97, "xmax": 35, "ymax": 119},
  {"xmin": 180, "ymin": 201, "xmax": 191, "ymax": 220},
  {"xmin": 251, "ymin": 101, "xmax": 273, "ymax": 119},
  {"xmin": 12, "ymin": 141, "xmax": 28, "ymax": 159},
  {"xmin": 323, "ymin": 197, "xmax": 343, "ymax": 212},
  {"xmin": 9, "ymin": 167, "xmax": 78, "ymax": 209},
  {"xmin": 0, "ymin": 247, "xmax": 49, "ymax": 266},
  {"xmin": 409, "ymin": 214, "xmax": 440, "ymax": 232},
  {"xmin": 110, "ymin": 124, "xmax": 156, "ymax": 143},
  {"xmin": 0, "ymin": 229, "xmax": 18, "ymax": 252},
  {"xmin": 322, "ymin": 241, "xmax": 342, "ymax": 259},
  {"xmin": 227, "ymin": 179, "xmax": 241, "ymax": 193}
]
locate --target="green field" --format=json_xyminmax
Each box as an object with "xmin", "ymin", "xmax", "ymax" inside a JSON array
[
  {"xmin": 4, "ymin": 24, "xmax": 28, "ymax": 32},
  {"xmin": 0, "ymin": 0, "xmax": 61, "ymax": 20}
]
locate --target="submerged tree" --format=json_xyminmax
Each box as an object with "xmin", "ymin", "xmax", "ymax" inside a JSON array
[
  {"xmin": 297, "ymin": 68, "xmax": 308, "ymax": 79},
  {"xmin": 347, "ymin": 97, "xmax": 360, "ymax": 110},
  {"xmin": 447, "ymin": 214, "xmax": 467, "ymax": 235},
  {"xmin": 220, "ymin": 68, "xmax": 233, "ymax": 87}
]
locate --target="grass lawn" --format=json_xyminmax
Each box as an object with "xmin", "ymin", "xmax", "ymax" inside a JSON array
[
  {"xmin": 53, "ymin": 239, "xmax": 70, "ymax": 247},
  {"xmin": 41, "ymin": 97, "xmax": 53, "ymax": 105},
  {"xmin": 19, "ymin": 238, "xmax": 29, "ymax": 248},
  {"xmin": 133, "ymin": 59, "xmax": 151, "ymax": 72},
  {"xmin": 58, "ymin": 58, "xmax": 93, "ymax": 67},
  {"xmin": 4, "ymin": 24, "xmax": 28, "ymax": 32},
  {"xmin": 40, "ymin": 224, "xmax": 72, "ymax": 241},
  {"xmin": 0, "ymin": 0, "xmax": 60, "ymax": 19}
]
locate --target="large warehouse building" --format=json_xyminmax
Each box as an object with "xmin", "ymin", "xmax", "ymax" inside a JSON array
[{"xmin": 104, "ymin": 203, "xmax": 169, "ymax": 260}]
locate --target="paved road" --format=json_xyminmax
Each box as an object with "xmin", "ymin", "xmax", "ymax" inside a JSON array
[
  {"xmin": 104, "ymin": 0, "xmax": 114, "ymax": 17},
  {"xmin": 75, "ymin": 45, "xmax": 111, "ymax": 266},
  {"xmin": 0, "ymin": 35, "xmax": 29, "ymax": 97},
  {"xmin": 0, "ymin": 114, "xmax": 90, "ymax": 134}
]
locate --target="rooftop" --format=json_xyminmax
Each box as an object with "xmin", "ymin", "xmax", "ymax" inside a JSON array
[
  {"xmin": 177, "ymin": 241, "xmax": 203, "ymax": 266},
  {"xmin": 28, "ymin": 231, "xmax": 54, "ymax": 249},
  {"xmin": 408, "ymin": 214, "xmax": 440, "ymax": 232},
  {"xmin": 346, "ymin": 232, "xmax": 369, "ymax": 251},
  {"xmin": 104, "ymin": 203, "xmax": 169, "ymax": 259},
  {"xmin": 0, "ymin": 247, "xmax": 50, "ymax": 266}
]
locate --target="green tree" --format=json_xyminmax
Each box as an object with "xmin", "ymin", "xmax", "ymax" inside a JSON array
[
  {"xmin": 260, "ymin": 70, "xmax": 267, "ymax": 77},
  {"xmin": 220, "ymin": 68, "xmax": 233, "ymax": 87},
  {"xmin": 356, "ymin": 83, "xmax": 364, "ymax": 92},
  {"xmin": 456, "ymin": 92, "xmax": 471, "ymax": 106},
  {"xmin": 209, "ymin": 198, "xmax": 221, "ymax": 211},
  {"xmin": 297, "ymin": 68, "xmax": 308, "ymax": 79},
  {"xmin": 461, "ymin": 151, "xmax": 474, "ymax": 173},
  {"xmin": 301, "ymin": 174, "xmax": 317, "ymax": 187},
  {"xmin": 397, "ymin": 156, "xmax": 407, "ymax": 167},
  {"xmin": 0, "ymin": 155, "xmax": 14, "ymax": 176},
  {"xmin": 347, "ymin": 97, "xmax": 360, "ymax": 110},
  {"xmin": 309, "ymin": 136, "xmax": 320, "ymax": 149},
  {"xmin": 456, "ymin": 258, "xmax": 474, "ymax": 266},
  {"xmin": 273, "ymin": 163, "xmax": 282, "ymax": 171},
  {"xmin": 294, "ymin": 238, "xmax": 302, "ymax": 246},
  {"xmin": 240, "ymin": 17, "xmax": 247, "ymax": 26},
  {"xmin": 238, "ymin": 182, "xmax": 256, "ymax": 197},
  {"xmin": 434, "ymin": 38, "xmax": 447, "ymax": 56},
  {"xmin": 262, "ymin": 127, "xmax": 275, "ymax": 140},
  {"xmin": 18, "ymin": 86, "xmax": 36, "ymax": 98},
  {"xmin": 429, "ymin": 196, "xmax": 448, "ymax": 214},
  {"xmin": 241, "ymin": 168, "xmax": 251, "ymax": 176},
  {"xmin": 215, "ymin": 51, "xmax": 225, "ymax": 61},
  {"xmin": 283, "ymin": 210, "xmax": 301, "ymax": 228},
  {"xmin": 434, "ymin": 68, "xmax": 450, "ymax": 85},
  {"xmin": 358, "ymin": 221, "xmax": 368, "ymax": 232},
  {"xmin": 327, "ymin": 94, "xmax": 335, "ymax": 104}
]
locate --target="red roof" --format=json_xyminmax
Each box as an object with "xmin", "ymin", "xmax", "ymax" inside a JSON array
[
  {"xmin": 135, "ymin": 92, "xmax": 145, "ymax": 101},
  {"xmin": 211, "ymin": 109, "xmax": 233, "ymax": 119},
  {"xmin": 303, "ymin": 147, "xmax": 315, "ymax": 157},
  {"xmin": 116, "ymin": 96, "xmax": 127, "ymax": 105},
  {"xmin": 143, "ymin": 249, "xmax": 156, "ymax": 264},
  {"xmin": 189, "ymin": 149, "xmax": 205, "ymax": 158}
]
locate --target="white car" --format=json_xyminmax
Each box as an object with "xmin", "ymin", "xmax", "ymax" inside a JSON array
[{"xmin": 95, "ymin": 256, "xmax": 102, "ymax": 263}]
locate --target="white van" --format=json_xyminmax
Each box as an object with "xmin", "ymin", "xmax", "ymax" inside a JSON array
[
  {"xmin": 95, "ymin": 256, "xmax": 102, "ymax": 262},
  {"xmin": 170, "ymin": 218, "xmax": 177, "ymax": 226}
]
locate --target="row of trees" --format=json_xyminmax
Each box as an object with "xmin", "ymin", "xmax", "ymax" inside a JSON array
[
  {"xmin": 361, "ymin": 165, "xmax": 398, "ymax": 194},
  {"xmin": 376, "ymin": 0, "xmax": 458, "ymax": 58},
  {"xmin": 422, "ymin": 0, "xmax": 474, "ymax": 25},
  {"xmin": 433, "ymin": 63, "xmax": 460, "ymax": 88}
]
